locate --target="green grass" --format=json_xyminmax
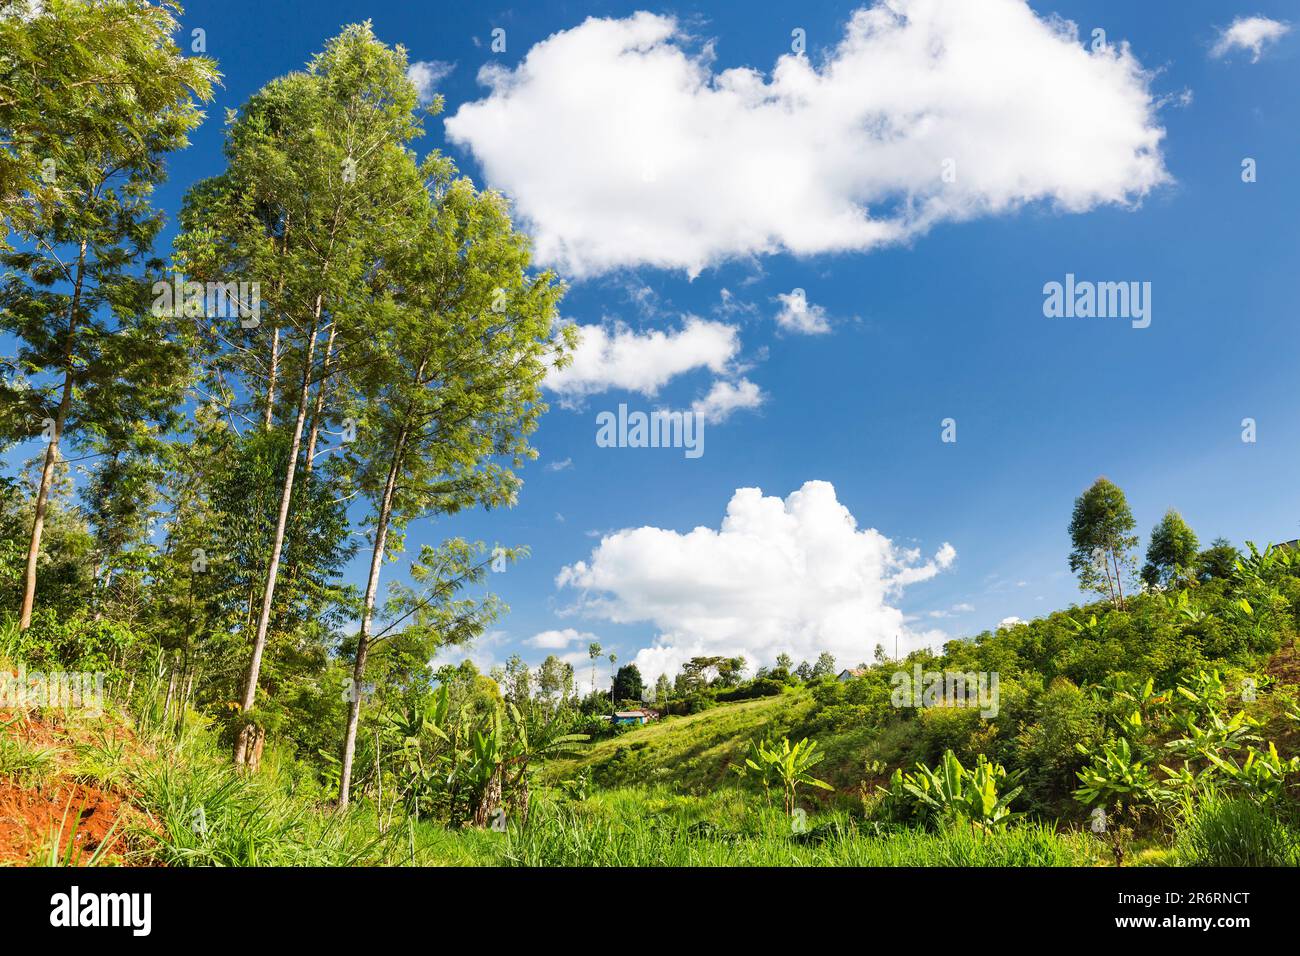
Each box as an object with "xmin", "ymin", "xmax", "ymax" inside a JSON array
[
  {"xmin": 491, "ymin": 787, "xmax": 1097, "ymax": 867},
  {"xmin": 18, "ymin": 685, "xmax": 1296, "ymax": 868},
  {"xmin": 71, "ymin": 726, "xmax": 130, "ymax": 791},
  {"xmin": 1174, "ymin": 794, "xmax": 1298, "ymax": 867},
  {"xmin": 126, "ymin": 744, "xmax": 408, "ymax": 866},
  {"xmin": 0, "ymin": 732, "xmax": 60, "ymax": 785}
]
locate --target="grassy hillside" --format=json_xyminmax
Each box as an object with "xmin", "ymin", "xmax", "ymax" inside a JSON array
[
  {"xmin": 5, "ymin": 543, "xmax": 1300, "ymax": 867},
  {"xmin": 543, "ymin": 692, "xmax": 812, "ymax": 790}
]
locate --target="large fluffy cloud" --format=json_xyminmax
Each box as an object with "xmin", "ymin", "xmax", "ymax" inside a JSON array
[
  {"xmin": 446, "ymin": 0, "xmax": 1169, "ymax": 277},
  {"xmin": 556, "ymin": 480, "xmax": 955, "ymax": 681}
]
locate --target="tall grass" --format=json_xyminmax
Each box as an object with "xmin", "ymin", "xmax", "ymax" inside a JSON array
[
  {"xmin": 0, "ymin": 731, "xmax": 59, "ymax": 785},
  {"xmin": 127, "ymin": 743, "xmax": 405, "ymax": 866},
  {"xmin": 1174, "ymin": 794, "xmax": 1297, "ymax": 867},
  {"xmin": 497, "ymin": 788, "xmax": 1093, "ymax": 867}
]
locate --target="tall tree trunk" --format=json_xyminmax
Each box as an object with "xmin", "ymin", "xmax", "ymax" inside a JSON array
[
  {"xmin": 375, "ymin": 726, "xmax": 384, "ymax": 833},
  {"xmin": 162, "ymin": 667, "xmax": 176, "ymax": 723},
  {"xmin": 237, "ymin": 298, "xmax": 322, "ymax": 733},
  {"xmin": 1111, "ymin": 551, "xmax": 1126, "ymax": 609},
  {"xmin": 337, "ymin": 423, "xmax": 409, "ymax": 808},
  {"xmin": 1098, "ymin": 550, "xmax": 1117, "ymax": 607},
  {"xmin": 304, "ymin": 324, "xmax": 338, "ymax": 473},
  {"xmin": 19, "ymin": 242, "xmax": 86, "ymax": 631},
  {"xmin": 263, "ymin": 325, "xmax": 279, "ymax": 429},
  {"xmin": 262, "ymin": 217, "xmax": 290, "ymax": 430}
]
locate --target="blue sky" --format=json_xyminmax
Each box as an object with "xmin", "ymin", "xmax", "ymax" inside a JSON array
[{"xmin": 9, "ymin": 0, "xmax": 1300, "ymax": 688}]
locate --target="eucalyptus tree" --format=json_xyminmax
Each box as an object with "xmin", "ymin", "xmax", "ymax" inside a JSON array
[
  {"xmin": 0, "ymin": 0, "xmax": 215, "ymax": 630},
  {"xmin": 1068, "ymin": 477, "xmax": 1139, "ymax": 608},
  {"xmin": 175, "ymin": 27, "xmax": 432, "ymax": 757},
  {"xmin": 335, "ymin": 166, "xmax": 570, "ymax": 807},
  {"xmin": 79, "ymin": 422, "xmax": 172, "ymax": 619},
  {"xmin": 0, "ymin": 0, "xmax": 210, "ymax": 247},
  {"xmin": 588, "ymin": 641, "xmax": 602, "ymax": 696},
  {"xmin": 1141, "ymin": 509, "xmax": 1199, "ymax": 589}
]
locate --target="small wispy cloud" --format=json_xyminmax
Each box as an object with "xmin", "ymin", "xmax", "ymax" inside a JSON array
[
  {"xmin": 407, "ymin": 59, "xmax": 456, "ymax": 103},
  {"xmin": 1211, "ymin": 16, "xmax": 1291, "ymax": 63},
  {"xmin": 928, "ymin": 602, "xmax": 975, "ymax": 619}
]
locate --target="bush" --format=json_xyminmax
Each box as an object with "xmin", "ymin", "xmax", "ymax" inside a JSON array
[
  {"xmin": 1015, "ymin": 679, "xmax": 1104, "ymax": 815},
  {"xmin": 716, "ymin": 678, "xmax": 785, "ymax": 703},
  {"xmin": 0, "ymin": 610, "xmax": 138, "ymax": 675},
  {"xmin": 913, "ymin": 706, "xmax": 988, "ymax": 765}
]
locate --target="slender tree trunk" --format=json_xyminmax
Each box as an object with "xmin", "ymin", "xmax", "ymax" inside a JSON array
[
  {"xmin": 162, "ymin": 667, "xmax": 176, "ymax": 723},
  {"xmin": 1097, "ymin": 550, "xmax": 1117, "ymax": 607},
  {"xmin": 263, "ymin": 325, "xmax": 279, "ymax": 429},
  {"xmin": 19, "ymin": 242, "xmax": 86, "ymax": 631},
  {"xmin": 375, "ymin": 726, "xmax": 384, "ymax": 833},
  {"xmin": 1111, "ymin": 552, "xmax": 1126, "ymax": 609},
  {"xmin": 262, "ymin": 218, "xmax": 290, "ymax": 430},
  {"xmin": 337, "ymin": 424, "xmax": 409, "ymax": 808},
  {"xmin": 304, "ymin": 324, "xmax": 338, "ymax": 473},
  {"xmin": 237, "ymin": 299, "xmax": 322, "ymax": 728}
]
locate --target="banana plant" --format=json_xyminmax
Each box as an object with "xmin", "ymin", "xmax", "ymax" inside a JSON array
[
  {"xmin": 736, "ymin": 736, "xmax": 834, "ymax": 815},
  {"xmin": 381, "ymin": 701, "xmax": 448, "ymax": 814},
  {"xmin": 1233, "ymin": 541, "xmax": 1296, "ymax": 588},
  {"xmin": 500, "ymin": 703, "xmax": 588, "ymax": 824},
  {"xmin": 467, "ymin": 706, "xmax": 507, "ymax": 828},
  {"xmin": 1202, "ymin": 742, "xmax": 1299, "ymax": 803},
  {"xmin": 1162, "ymin": 589, "xmax": 1206, "ymax": 623},
  {"xmin": 1064, "ymin": 613, "xmax": 1106, "ymax": 641},
  {"xmin": 901, "ymin": 750, "xmax": 1024, "ymax": 830},
  {"xmin": 1165, "ymin": 707, "xmax": 1260, "ymax": 761},
  {"xmin": 1074, "ymin": 737, "xmax": 1157, "ymax": 808}
]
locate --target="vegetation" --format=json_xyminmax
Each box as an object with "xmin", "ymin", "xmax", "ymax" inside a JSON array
[{"xmin": 1, "ymin": 2, "xmax": 1298, "ymax": 869}]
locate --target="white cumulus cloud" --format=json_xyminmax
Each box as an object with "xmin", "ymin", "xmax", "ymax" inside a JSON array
[
  {"xmin": 556, "ymin": 480, "xmax": 956, "ymax": 682},
  {"xmin": 526, "ymin": 627, "xmax": 598, "ymax": 649},
  {"xmin": 546, "ymin": 317, "xmax": 740, "ymax": 403},
  {"xmin": 692, "ymin": 377, "xmax": 764, "ymax": 423},
  {"xmin": 1211, "ymin": 16, "xmax": 1291, "ymax": 63},
  {"xmin": 774, "ymin": 289, "xmax": 832, "ymax": 335},
  {"xmin": 445, "ymin": 0, "xmax": 1170, "ymax": 278}
]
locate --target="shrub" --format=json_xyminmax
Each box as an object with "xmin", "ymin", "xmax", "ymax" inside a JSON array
[
  {"xmin": 716, "ymin": 678, "xmax": 785, "ymax": 703},
  {"xmin": 1015, "ymin": 679, "xmax": 1104, "ymax": 814},
  {"xmin": 914, "ymin": 705, "xmax": 987, "ymax": 765}
]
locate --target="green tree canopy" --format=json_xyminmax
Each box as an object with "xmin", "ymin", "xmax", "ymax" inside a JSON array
[
  {"xmin": 1142, "ymin": 509, "xmax": 1199, "ymax": 588},
  {"xmin": 611, "ymin": 663, "xmax": 644, "ymax": 703},
  {"xmin": 1068, "ymin": 477, "xmax": 1138, "ymax": 608},
  {"xmin": 0, "ymin": 0, "xmax": 216, "ymax": 629}
]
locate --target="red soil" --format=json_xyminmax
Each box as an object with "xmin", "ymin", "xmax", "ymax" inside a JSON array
[
  {"xmin": 0, "ymin": 777, "xmax": 138, "ymax": 864},
  {"xmin": 0, "ymin": 707, "xmax": 153, "ymax": 865}
]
